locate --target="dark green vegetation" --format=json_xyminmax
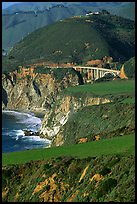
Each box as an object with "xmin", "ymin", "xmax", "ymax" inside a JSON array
[
  {"xmin": 124, "ymin": 57, "xmax": 135, "ymax": 78},
  {"xmin": 2, "ymin": 2, "xmax": 135, "ymax": 202},
  {"xmin": 2, "ymin": 2, "xmax": 135, "ymax": 51},
  {"xmin": 2, "ymin": 152, "xmax": 135, "ymax": 202},
  {"xmin": 56, "ymin": 80, "xmax": 135, "ymax": 145},
  {"xmin": 62, "ymin": 102, "xmax": 134, "ymax": 145},
  {"xmin": 34, "ymin": 67, "xmax": 77, "ymax": 83},
  {"xmin": 2, "ymin": 78, "xmax": 135, "ymax": 202},
  {"xmin": 2, "ymin": 13, "xmax": 135, "ymax": 73},
  {"xmin": 2, "ymin": 79, "xmax": 135, "ymax": 165}
]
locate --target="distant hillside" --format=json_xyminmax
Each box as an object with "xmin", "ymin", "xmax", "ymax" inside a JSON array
[
  {"xmin": 2, "ymin": 5, "xmax": 87, "ymax": 51},
  {"xmin": 106, "ymin": 2, "xmax": 135, "ymax": 21},
  {"xmin": 3, "ymin": 12, "xmax": 135, "ymax": 73},
  {"xmin": 2, "ymin": 2, "xmax": 135, "ymax": 51},
  {"xmin": 2, "ymin": 2, "xmax": 135, "ymax": 17}
]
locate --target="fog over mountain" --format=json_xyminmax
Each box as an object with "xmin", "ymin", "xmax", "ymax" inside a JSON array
[{"xmin": 2, "ymin": 2, "xmax": 22, "ymax": 9}]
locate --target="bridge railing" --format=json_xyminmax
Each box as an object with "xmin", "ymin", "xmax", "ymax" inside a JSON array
[{"xmin": 73, "ymin": 66, "xmax": 120, "ymax": 73}]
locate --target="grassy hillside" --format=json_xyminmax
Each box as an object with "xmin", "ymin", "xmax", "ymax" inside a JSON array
[
  {"xmin": 2, "ymin": 5, "xmax": 89, "ymax": 51},
  {"xmin": 2, "ymin": 79, "xmax": 135, "ymax": 166},
  {"xmin": 2, "ymin": 148, "xmax": 135, "ymax": 202},
  {"xmin": 2, "ymin": 134, "xmax": 134, "ymax": 166},
  {"xmin": 62, "ymin": 102, "xmax": 134, "ymax": 145},
  {"xmin": 57, "ymin": 80, "xmax": 135, "ymax": 145},
  {"xmin": 2, "ymin": 71, "xmax": 135, "ymax": 202},
  {"xmin": 3, "ymin": 12, "xmax": 135, "ymax": 73},
  {"xmin": 124, "ymin": 57, "xmax": 135, "ymax": 78},
  {"xmin": 63, "ymin": 79, "xmax": 135, "ymax": 97},
  {"xmin": 2, "ymin": 2, "xmax": 134, "ymax": 52}
]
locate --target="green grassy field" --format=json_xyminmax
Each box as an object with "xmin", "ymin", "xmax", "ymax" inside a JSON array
[
  {"xmin": 2, "ymin": 133, "xmax": 135, "ymax": 166},
  {"xmin": 64, "ymin": 79, "xmax": 135, "ymax": 97}
]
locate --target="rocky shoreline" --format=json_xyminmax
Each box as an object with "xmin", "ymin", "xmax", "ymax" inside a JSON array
[{"xmin": 2, "ymin": 108, "xmax": 52, "ymax": 145}]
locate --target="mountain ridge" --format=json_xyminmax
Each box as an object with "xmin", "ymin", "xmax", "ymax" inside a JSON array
[
  {"xmin": 2, "ymin": 2, "xmax": 135, "ymax": 51},
  {"xmin": 3, "ymin": 12, "xmax": 134, "ymax": 73}
]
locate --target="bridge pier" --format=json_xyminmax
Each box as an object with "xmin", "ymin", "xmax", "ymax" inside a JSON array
[
  {"xmin": 100, "ymin": 71, "xmax": 103, "ymax": 78},
  {"xmin": 96, "ymin": 69, "xmax": 99, "ymax": 79},
  {"xmin": 92, "ymin": 69, "xmax": 95, "ymax": 80},
  {"xmin": 91, "ymin": 69, "xmax": 95, "ymax": 81},
  {"xmin": 87, "ymin": 69, "xmax": 91, "ymax": 80},
  {"xmin": 72, "ymin": 66, "xmax": 120, "ymax": 82}
]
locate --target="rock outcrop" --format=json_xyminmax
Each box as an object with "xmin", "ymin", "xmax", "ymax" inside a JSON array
[
  {"xmin": 2, "ymin": 69, "xmax": 79, "ymax": 111},
  {"xmin": 2, "ymin": 68, "xmax": 112, "ymax": 147},
  {"xmin": 39, "ymin": 95, "xmax": 111, "ymax": 146}
]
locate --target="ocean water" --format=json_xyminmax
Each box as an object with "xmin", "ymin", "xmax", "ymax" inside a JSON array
[{"xmin": 2, "ymin": 110, "xmax": 51, "ymax": 153}]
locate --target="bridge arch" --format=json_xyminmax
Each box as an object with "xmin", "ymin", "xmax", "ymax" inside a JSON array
[{"xmin": 101, "ymin": 72, "xmax": 117, "ymax": 78}]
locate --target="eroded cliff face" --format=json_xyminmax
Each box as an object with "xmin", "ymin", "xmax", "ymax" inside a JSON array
[
  {"xmin": 2, "ymin": 70, "xmax": 111, "ymax": 147},
  {"xmin": 39, "ymin": 95, "xmax": 111, "ymax": 146},
  {"xmin": 2, "ymin": 70, "xmax": 79, "ymax": 111}
]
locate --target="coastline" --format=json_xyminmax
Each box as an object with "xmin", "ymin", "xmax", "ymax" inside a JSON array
[
  {"xmin": 2, "ymin": 108, "xmax": 52, "ymax": 152},
  {"xmin": 31, "ymin": 110, "xmax": 46, "ymax": 120},
  {"xmin": 2, "ymin": 108, "xmax": 46, "ymax": 119}
]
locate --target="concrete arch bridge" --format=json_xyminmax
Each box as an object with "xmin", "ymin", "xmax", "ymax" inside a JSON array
[{"xmin": 72, "ymin": 65, "xmax": 127, "ymax": 81}]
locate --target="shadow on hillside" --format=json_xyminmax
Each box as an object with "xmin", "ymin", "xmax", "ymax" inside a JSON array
[{"xmin": 72, "ymin": 68, "xmax": 84, "ymax": 85}]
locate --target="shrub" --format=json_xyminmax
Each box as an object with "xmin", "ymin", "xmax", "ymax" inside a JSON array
[
  {"xmin": 97, "ymin": 178, "xmax": 117, "ymax": 198},
  {"xmin": 68, "ymin": 162, "xmax": 81, "ymax": 177},
  {"xmin": 100, "ymin": 167, "xmax": 111, "ymax": 176}
]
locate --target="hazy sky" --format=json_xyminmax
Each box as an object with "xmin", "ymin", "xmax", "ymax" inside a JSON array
[{"xmin": 2, "ymin": 2, "xmax": 22, "ymax": 9}]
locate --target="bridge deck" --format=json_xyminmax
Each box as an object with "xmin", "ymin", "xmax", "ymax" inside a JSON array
[
  {"xmin": 44, "ymin": 65, "xmax": 120, "ymax": 73},
  {"xmin": 73, "ymin": 66, "xmax": 120, "ymax": 73}
]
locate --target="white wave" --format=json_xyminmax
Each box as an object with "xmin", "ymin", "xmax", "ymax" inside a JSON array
[
  {"xmin": 3, "ymin": 129, "xmax": 20, "ymax": 137},
  {"xmin": 16, "ymin": 129, "xmax": 25, "ymax": 136},
  {"xmin": 2, "ymin": 110, "xmax": 32, "ymax": 117},
  {"xmin": 20, "ymin": 115, "xmax": 42, "ymax": 125},
  {"xmin": 7, "ymin": 129, "xmax": 50, "ymax": 144},
  {"xmin": 2, "ymin": 110, "xmax": 50, "ymax": 150},
  {"xmin": 11, "ymin": 129, "xmax": 25, "ymax": 140},
  {"xmin": 22, "ymin": 135, "xmax": 51, "ymax": 143},
  {"xmin": 3, "ymin": 110, "xmax": 42, "ymax": 127}
]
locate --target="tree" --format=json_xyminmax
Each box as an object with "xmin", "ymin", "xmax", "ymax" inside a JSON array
[{"xmin": 101, "ymin": 9, "xmax": 110, "ymax": 15}]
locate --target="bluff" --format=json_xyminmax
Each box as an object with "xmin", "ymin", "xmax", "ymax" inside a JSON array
[
  {"xmin": 2, "ymin": 67, "xmax": 113, "ymax": 146},
  {"xmin": 2, "ymin": 68, "xmax": 79, "ymax": 111},
  {"xmin": 39, "ymin": 95, "xmax": 111, "ymax": 146},
  {"xmin": 2, "ymin": 67, "xmax": 135, "ymax": 148}
]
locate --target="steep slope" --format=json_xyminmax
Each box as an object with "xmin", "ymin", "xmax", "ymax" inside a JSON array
[
  {"xmin": 39, "ymin": 80, "xmax": 135, "ymax": 146},
  {"xmin": 2, "ymin": 5, "xmax": 87, "ymax": 51},
  {"xmin": 124, "ymin": 57, "xmax": 135, "ymax": 78},
  {"xmin": 2, "ymin": 68, "xmax": 79, "ymax": 111},
  {"xmin": 2, "ymin": 2, "xmax": 135, "ymax": 51},
  {"xmin": 2, "ymin": 154, "xmax": 135, "ymax": 202},
  {"xmin": 3, "ymin": 13, "xmax": 135, "ymax": 73}
]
